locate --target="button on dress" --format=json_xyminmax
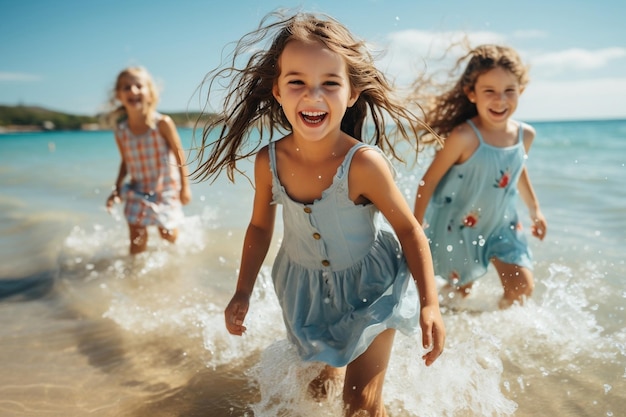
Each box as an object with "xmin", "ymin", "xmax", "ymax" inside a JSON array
[{"xmin": 269, "ymin": 141, "xmax": 420, "ymax": 367}]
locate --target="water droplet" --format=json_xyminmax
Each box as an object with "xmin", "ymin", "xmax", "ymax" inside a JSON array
[{"xmin": 446, "ymin": 245, "xmax": 453, "ymax": 252}]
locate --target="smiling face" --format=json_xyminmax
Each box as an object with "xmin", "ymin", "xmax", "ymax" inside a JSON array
[
  {"xmin": 115, "ymin": 71, "xmax": 154, "ymax": 114},
  {"xmin": 466, "ymin": 66, "xmax": 523, "ymax": 127},
  {"xmin": 272, "ymin": 40, "xmax": 359, "ymax": 143}
]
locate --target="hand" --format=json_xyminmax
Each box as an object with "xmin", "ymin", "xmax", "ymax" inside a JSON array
[
  {"xmin": 224, "ymin": 291, "xmax": 250, "ymax": 336},
  {"xmin": 420, "ymin": 305, "xmax": 445, "ymax": 366},
  {"xmin": 180, "ymin": 186, "xmax": 192, "ymax": 205},
  {"xmin": 530, "ymin": 210, "xmax": 547, "ymax": 241},
  {"xmin": 106, "ymin": 192, "xmax": 121, "ymax": 212}
]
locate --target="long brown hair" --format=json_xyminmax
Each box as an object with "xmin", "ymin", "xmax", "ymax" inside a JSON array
[
  {"xmin": 413, "ymin": 44, "xmax": 529, "ymax": 141},
  {"xmin": 191, "ymin": 10, "xmax": 432, "ymax": 183}
]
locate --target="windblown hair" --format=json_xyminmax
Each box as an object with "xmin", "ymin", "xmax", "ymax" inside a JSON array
[
  {"xmin": 413, "ymin": 44, "xmax": 529, "ymax": 142},
  {"xmin": 103, "ymin": 66, "xmax": 160, "ymax": 129},
  {"xmin": 191, "ymin": 10, "xmax": 432, "ymax": 183}
]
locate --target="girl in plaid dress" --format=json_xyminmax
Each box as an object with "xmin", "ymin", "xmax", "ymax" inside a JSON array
[{"xmin": 105, "ymin": 67, "xmax": 191, "ymax": 254}]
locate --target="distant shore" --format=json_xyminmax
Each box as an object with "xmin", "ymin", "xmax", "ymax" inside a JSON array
[
  {"xmin": 0, "ymin": 124, "xmax": 104, "ymax": 134},
  {"xmin": 0, "ymin": 104, "xmax": 213, "ymax": 134},
  {"xmin": 0, "ymin": 122, "xmax": 200, "ymax": 134},
  {"xmin": 2, "ymin": 104, "xmax": 623, "ymax": 135}
]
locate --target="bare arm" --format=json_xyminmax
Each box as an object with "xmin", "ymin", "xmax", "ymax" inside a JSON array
[
  {"xmin": 414, "ymin": 125, "xmax": 476, "ymax": 224},
  {"xmin": 351, "ymin": 148, "xmax": 445, "ymax": 366},
  {"xmin": 224, "ymin": 147, "xmax": 277, "ymax": 336},
  {"xmin": 159, "ymin": 116, "xmax": 192, "ymax": 205},
  {"xmin": 106, "ymin": 133, "xmax": 128, "ymax": 210},
  {"xmin": 518, "ymin": 125, "xmax": 547, "ymax": 240}
]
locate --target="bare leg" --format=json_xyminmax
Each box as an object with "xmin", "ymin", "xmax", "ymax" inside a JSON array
[
  {"xmin": 343, "ymin": 328, "xmax": 396, "ymax": 417},
  {"xmin": 129, "ymin": 224, "xmax": 148, "ymax": 255},
  {"xmin": 442, "ymin": 281, "xmax": 474, "ymax": 298},
  {"xmin": 309, "ymin": 365, "xmax": 345, "ymax": 400},
  {"xmin": 158, "ymin": 227, "xmax": 178, "ymax": 244},
  {"xmin": 492, "ymin": 258, "xmax": 534, "ymax": 308}
]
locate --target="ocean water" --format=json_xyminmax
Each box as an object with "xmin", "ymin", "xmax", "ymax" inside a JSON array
[{"xmin": 0, "ymin": 119, "xmax": 624, "ymax": 417}]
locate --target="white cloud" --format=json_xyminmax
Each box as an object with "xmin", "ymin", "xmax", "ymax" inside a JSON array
[
  {"xmin": 0, "ymin": 72, "xmax": 42, "ymax": 81},
  {"xmin": 376, "ymin": 29, "xmax": 626, "ymax": 121},
  {"xmin": 378, "ymin": 29, "xmax": 506, "ymax": 85},
  {"xmin": 518, "ymin": 77, "xmax": 626, "ymax": 121},
  {"xmin": 530, "ymin": 47, "xmax": 626, "ymax": 75}
]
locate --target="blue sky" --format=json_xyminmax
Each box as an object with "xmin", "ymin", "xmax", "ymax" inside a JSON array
[{"xmin": 1, "ymin": 0, "xmax": 624, "ymax": 121}]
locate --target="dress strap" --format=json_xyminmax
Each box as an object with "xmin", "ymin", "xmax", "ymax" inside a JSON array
[
  {"xmin": 466, "ymin": 119, "xmax": 485, "ymax": 144},
  {"xmin": 269, "ymin": 140, "xmax": 381, "ymax": 181},
  {"xmin": 268, "ymin": 141, "xmax": 279, "ymax": 180},
  {"xmin": 335, "ymin": 142, "xmax": 369, "ymax": 180},
  {"xmin": 516, "ymin": 121, "xmax": 525, "ymax": 145}
]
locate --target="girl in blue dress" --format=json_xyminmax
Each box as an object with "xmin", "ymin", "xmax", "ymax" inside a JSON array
[
  {"xmin": 413, "ymin": 45, "xmax": 548, "ymax": 308},
  {"xmin": 192, "ymin": 11, "xmax": 445, "ymax": 417}
]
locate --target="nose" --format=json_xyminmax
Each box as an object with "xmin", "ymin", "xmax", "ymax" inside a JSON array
[
  {"xmin": 130, "ymin": 85, "xmax": 140, "ymax": 94},
  {"xmin": 305, "ymin": 85, "xmax": 322, "ymax": 101}
]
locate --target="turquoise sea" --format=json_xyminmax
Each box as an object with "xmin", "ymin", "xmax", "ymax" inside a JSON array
[{"xmin": 0, "ymin": 119, "xmax": 625, "ymax": 417}]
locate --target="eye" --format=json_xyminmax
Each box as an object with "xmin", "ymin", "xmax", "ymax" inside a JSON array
[{"xmin": 287, "ymin": 79, "xmax": 304, "ymax": 85}]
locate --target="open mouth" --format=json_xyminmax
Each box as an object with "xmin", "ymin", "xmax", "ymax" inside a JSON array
[
  {"xmin": 126, "ymin": 98, "xmax": 143, "ymax": 106},
  {"xmin": 489, "ymin": 108, "xmax": 507, "ymax": 117},
  {"xmin": 300, "ymin": 111, "xmax": 327, "ymax": 124}
]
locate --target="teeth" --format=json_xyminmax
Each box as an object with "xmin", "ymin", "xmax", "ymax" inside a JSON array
[{"xmin": 301, "ymin": 111, "xmax": 326, "ymax": 116}]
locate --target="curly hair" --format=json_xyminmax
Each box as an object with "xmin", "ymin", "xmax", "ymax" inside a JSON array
[
  {"xmin": 413, "ymin": 44, "xmax": 529, "ymax": 142},
  {"xmin": 191, "ymin": 10, "xmax": 432, "ymax": 183}
]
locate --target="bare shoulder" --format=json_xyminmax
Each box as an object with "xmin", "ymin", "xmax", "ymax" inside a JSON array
[
  {"xmin": 449, "ymin": 122, "xmax": 478, "ymax": 143},
  {"xmin": 253, "ymin": 144, "xmax": 271, "ymax": 172},
  {"xmin": 157, "ymin": 114, "xmax": 177, "ymax": 135},
  {"xmin": 349, "ymin": 145, "xmax": 397, "ymax": 204},
  {"xmin": 352, "ymin": 145, "xmax": 391, "ymax": 174},
  {"xmin": 520, "ymin": 122, "xmax": 536, "ymax": 150},
  {"xmin": 441, "ymin": 122, "xmax": 479, "ymax": 162},
  {"xmin": 521, "ymin": 122, "xmax": 536, "ymax": 140}
]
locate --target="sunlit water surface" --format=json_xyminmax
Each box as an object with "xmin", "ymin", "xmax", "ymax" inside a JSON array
[{"xmin": 0, "ymin": 120, "xmax": 624, "ymax": 416}]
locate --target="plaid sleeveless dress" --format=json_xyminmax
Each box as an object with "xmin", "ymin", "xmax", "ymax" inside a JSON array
[{"xmin": 115, "ymin": 113, "xmax": 183, "ymax": 230}]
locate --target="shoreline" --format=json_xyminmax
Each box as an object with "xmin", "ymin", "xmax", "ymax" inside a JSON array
[{"xmin": 0, "ymin": 122, "xmax": 200, "ymax": 135}]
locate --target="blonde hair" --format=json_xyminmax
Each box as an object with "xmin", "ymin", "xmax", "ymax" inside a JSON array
[
  {"xmin": 414, "ymin": 44, "xmax": 529, "ymax": 141},
  {"xmin": 104, "ymin": 66, "xmax": 160, "ymax": 129},
  {"xmin": 192, "ymin": 10, "xmax": 432, "ymax": 183}
]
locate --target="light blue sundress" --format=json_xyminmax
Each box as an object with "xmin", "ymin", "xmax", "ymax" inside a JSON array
[
  {"xmin": 269, "ymin": 141, "xmax": 420, "ymax": 367},
  {"xmin": 424, "ymin": 119, "xmax": 533, "ymax": 286}
]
